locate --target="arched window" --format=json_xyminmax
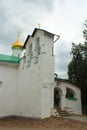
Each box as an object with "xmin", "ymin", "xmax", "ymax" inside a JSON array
[{"xmin": 66, "ymin": 87, "xmax": 77, "ymax": 100}]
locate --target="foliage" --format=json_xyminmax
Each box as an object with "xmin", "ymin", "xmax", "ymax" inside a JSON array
[
  {"xmin": 68, "ymin": 42, "xmax": 87, "ymax": 87},
  {"xmin": 68, "ymin": 42, "xmax": 87, "ymax": 114}
]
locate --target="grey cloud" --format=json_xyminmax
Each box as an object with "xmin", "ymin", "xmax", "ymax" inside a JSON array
[
  {"xmin": 56, "ymin": 52, "xmax": 70, "ymax": 61},
  {"xmin": 55, "ymin": 67, "xmax": 68, "ymax": 78},
  {"xmin": 0, "ymin": 1, "xmax": 34, "ymax": 45},
  {"xmin": 0, "ymin": 43, "xmax": 11, "ymax": 55},
  {"xmin": 0, "ymin": 0, "xmax": 54, "ymax": 48},
  {"xmin": 58, "ymin": 0, "xmax": 66, "ymax": 6},
  {"xmin": 54, "ymin": 40, "xmax": 71, "ymax": 78},
  {"xmin": 23, "ymin": 0, "xmax": 54, "ymax": 11},
  {"xmin": 55, "ymin": 63, "xmax": 67, "ymax": 72},
  {"xmin": 55, "ymin": 63, "xmax": 68, "ymax": 78}
]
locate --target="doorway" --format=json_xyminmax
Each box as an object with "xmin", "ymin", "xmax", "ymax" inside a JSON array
[{"xmin": 54, "ymin": 88, "xmax": 61, "ymax": 107}]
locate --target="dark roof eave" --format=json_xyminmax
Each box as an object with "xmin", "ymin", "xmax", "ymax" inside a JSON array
[
  {"xmin": 32, "ymin": 28, "xmax": 55, "ymax": 37},
  {"xmin": 23, "ymin": 35, "xmax": 30, "ymax": 49}
]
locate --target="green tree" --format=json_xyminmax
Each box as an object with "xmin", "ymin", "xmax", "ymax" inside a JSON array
[
  {"xmin": 68, "ymin": 42, "xmax": 87, "ymax": 114},
  {"xmin": 68, "ymin": 20, "xmax": 87, "ymax": 114},
  {"xmin": 68, "ymin": 42, "xmax": 87, "ymax": 82}
]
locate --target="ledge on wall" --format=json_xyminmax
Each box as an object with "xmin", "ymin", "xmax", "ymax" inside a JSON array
[{"xmin": 66, "ymin": 97, "xmax": 77, "ymax": 101}]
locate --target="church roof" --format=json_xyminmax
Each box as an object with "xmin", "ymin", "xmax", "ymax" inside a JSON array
[
  {"xmin": 55, "ymin": 78, "xmax": 80, "ymax": 89},
  {"xmin": 0, "ymin": 54, "xmax": 20, "ymax": 64}
]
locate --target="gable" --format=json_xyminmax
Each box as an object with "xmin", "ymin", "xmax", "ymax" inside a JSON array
[{"xmin": 23, "ymin": 28, "xmax": 54, "ymax": 49}]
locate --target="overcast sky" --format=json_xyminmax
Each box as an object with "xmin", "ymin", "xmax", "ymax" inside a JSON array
[{"xmin": 0, "ymin": 0, "xmax": 87, "ymax": 78}]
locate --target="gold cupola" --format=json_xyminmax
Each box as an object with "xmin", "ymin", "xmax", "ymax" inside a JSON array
[
  {"xmin": 11, "ymin": 34, "xmax": 23, "ymax": 58},
  {"xmin": 12, "ymin": 34, "xmax": 23, "ymax": 49}
]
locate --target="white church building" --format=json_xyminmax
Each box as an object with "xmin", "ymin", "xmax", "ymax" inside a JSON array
[{"xmin": 0, "ymin": 28, "xmax": 82, "ymax": 119}]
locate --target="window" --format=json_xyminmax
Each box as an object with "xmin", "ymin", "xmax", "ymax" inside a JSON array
[
  {"xmin": 26, "ymin": 60, "xmax": 31, "ymax": 68},
  {"xmin": 33, "ymin": 37, "xmax": 40, "ymax": 64},
  {"xmin": 52, "ymin": 47, "xmax": 54, "ymax": 56},
  {"xmin": 66, "ymin": 87, "xmax": 77, "ymax": 100},
  {"xmin": 36, "ymin": 37, "xmax": 40, "ymax": 56},
  {"xmin": 29, "ymin": 44, "xmax": 33, "ymax": 60},
  {"xmin": 22, "ymin": 56, "xmax": 26, "ymax": 69},
  {"xmin": 0, "ymin": 81, "xmax": 2, "ymax": 91},
  {"xmin": 24, "ymin": 56, "xmax": 26, "ymax": 63}
]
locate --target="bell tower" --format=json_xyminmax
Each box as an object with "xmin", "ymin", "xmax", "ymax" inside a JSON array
[{"xmin": 16, "ymin": 28, "xmax": 60, "ymax": 119}]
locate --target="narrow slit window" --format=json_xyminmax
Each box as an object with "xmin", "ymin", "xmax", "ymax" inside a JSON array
[
  {"xmin": 0, "ymin": 81, "xmax": 2, "ymax": 91},
  {"xmin": 36, "ymin": 37, "xmax": 40, "ymax": 56},
  {"xmin": 29, "ymin": 44, "xmax": 33, "ymax": 60}
]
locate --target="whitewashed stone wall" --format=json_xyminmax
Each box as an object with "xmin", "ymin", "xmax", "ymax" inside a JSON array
[
  {"xmin": 16, "ymin": 30, "xmax": 55, "ymax": 118},
  {"xmin": 55, "ymin": 81, "xmax": 82, "ymax": 115},
  {"xmin": 0, "ymin": 62, "xmax": 18, "ymax": 117},
  {"xmin": 0, "ymin": 29, "xmax": 54, "ymax": 119}
]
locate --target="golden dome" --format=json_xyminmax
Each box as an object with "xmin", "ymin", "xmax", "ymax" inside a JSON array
[{"xmin": 12, "ymin": 34, "xmax": 23, "ymax": 48}]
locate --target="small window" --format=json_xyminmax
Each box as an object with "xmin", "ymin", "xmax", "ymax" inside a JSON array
[
  {"xmin": 24, "ymin": 56, "xmax": 26, "ymax": 63},
  {"xmin": 0, "ymin": 81, "xmax": 2, "ymax": 91},
  {"xmin": 18, "ymin": 54, "xmax": 20, "ymax": 58},
  {"xmin": 22, "ymin": 56, "xmax": 26, "ymax": 69},
  {"xmin": 26, "ymin": 60, "xmax": 31, "ymax": 68},
  {"xmin": 33, "ymin": 37, "xmax": 40, "ymax": 64},
  {"xmin": 52, "ymin": 47, "xmax": 54, "ymax": 56},
  {"xmin": 36, "ymin": 37, "xmax": 40, "ymax": 56},
  {"xmin": 29, "ymin": 44, "xmax": 33, "ymax": 60}
]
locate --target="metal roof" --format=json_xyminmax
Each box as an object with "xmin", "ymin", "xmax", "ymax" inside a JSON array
[{"xmin": 0, "ymin": 54, "xmax": 20, "ymax": 64}]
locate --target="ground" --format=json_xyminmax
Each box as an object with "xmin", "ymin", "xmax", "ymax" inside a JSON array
[{"xmin": 0, "ymin": 116, "xmax": 87, "ymax": 129}]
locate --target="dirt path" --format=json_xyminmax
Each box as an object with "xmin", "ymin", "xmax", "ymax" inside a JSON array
[{"xmin": 0, "ymin": 116, "xmax": 87, "ymax": 129}]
